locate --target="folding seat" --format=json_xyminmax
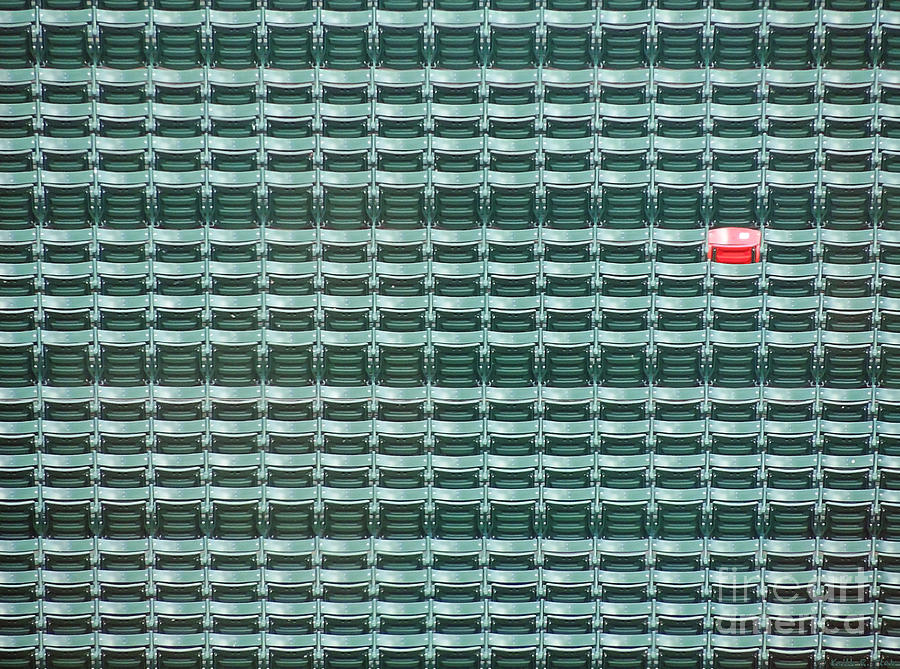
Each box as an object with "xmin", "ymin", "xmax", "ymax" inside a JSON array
[
  {"xmin": 598, "ymin": 343, "xmax": 647, "ymax": 387},
  {"xmin": 544, "ymin": 499, "xmax": 593, "ymax": 540},
  {"xmin": 321, "ymin": 345, "xmax": 370, "ymax": 387},
  {"xmin": 824, "ymin": 22, "xmax": 874, "ymax": 70},
  {"xmin": 378, "ymin": 24, "xmax": 426, "ymax": 71},
  {"xmin": 824, "ymin": 183, "xmax": 873, "ymax": 230},
  {"xmin": 432, "ymin": 345, "xmax": 481, "ymax": 388},
  {"xmin": 321, "ymin": 184, "xmax": 369, "ymax": 229},
  {"xmin": 321, "ymin": 23, "xmax": 370, "ymax": 70},
  {"xmin": 209, "ymin": 344, "xmax": 259, "ymax": 387},
  {"xmin": 544, "ymin": 184, "xmax": 593, "ymax": 230},
  {"xmin": 209, "ymin": 501, "xmax": 260, "ymax": 540},
  {"xmin": 210, "ymin": 649, "xmax": 260, "ymax": 669},
  {"xmin": 263, "ymin": 19, "xmax": 314, "ymax": 69},
  {"xmin": 376, "ymin": 501, "xmax": 425, "ymax": 540},
  {"xmin": 0, "ymin": 343, "xmax": 34, "ymax": 387},
  {"xmin": 710, "ymin": 502, "xmax": 760, "ymax": 541},
  {"xmin": 44, "ymin": 649, "xmax": 94, "ymax": 669},
  {"xmin": 0, "ymin": 26, "xmax": 33, "ymax": 69},
  {"xmin": 209, "ymin": 185, "xmax": 260, "ymax": 229},
  {"xmin": 656, "ymin": 23, "xmax": 704, "ymax": 70},
  {"xmin": 210, "ymin": 24, "xmax": 259, "ymax": 69},
  {"xmin": 432, "ymin": 500, "xmax": 481, "ymax": 540},
  {"xmin": 99, "ymin": 650, "xmax": 148, "ymax": 669},
  {"xmin": 155, "ymin": 500, "xmax": 203, "ymax": 539},
  {"xmin": 266, "ymin": 185, "xmax": 314, "ymax": 229},
  {"xmin": 98, "ymin": 22, "xmax": 147, "ymax": 70},
  {"xmin": 712, "ymin": 19, "xmax": 761, "ymax": 69},
  {"xmin": 432, "ymin": 22, "xmax": 482, "ymax": 70},
  {"xmin": 884, "ymin": 26, "xmax": 900, "ymax": 69},
  {"xmin": 822, "ymin": 344, "xmax": 872, "ymax": 388},
  {"xmin": 0, "ymin": 186, "xmax": 35, "ymax": 230},
  {"xmin": 41, "ymin": 343, "xmax": 91, "ymax": 386},
  {"xmin": 544, "ymin": 23, "xmax": 594, "ymax": 70},
  {"xmin": 0, "ymin": 502, "xmax": 35, "ymax": 540},
  {"xmin": 766, "ymin": 20, "xmax": 816, "ymax": 70},
  {"xmin": 654, "ymin": 344, "xmax": 702, "ymax": 387},
  {"xmin": 40, "ymin": 22, "xmax": 91, "ymax": 69},
  {"xmin": 710, "ymin": 343, "xmax": 760, "ymax": 388},
  {"xmin": 0, "ymin": 651, "xmax": 36, "ymax": 669},
  {"xmin": 487, "ymin": 345, "xmax": 536, "ymax": 388},
  {"xmin": 266, "ymin": 345, "xmax": 314, "ymax": 386},
  {"xmin": 600, "ymin": 502, "xmax": 648, "ymax": 540},
  {"xmin": 655, "ymin": 500, "xmax": 703, "ymax": 541},
  {"xmin": 44, "ymin": 500, "xmax": 92, "ymax": 539},
  {"xmin": 766, "ymin": 501, "xmax": 816, "ymax": 541},
  {"xmin": 99, "ymin": 500, "xmax": 148, "ymax": 540},
  {"xmin": 600, "ymin": 25, "xmax": 648, "ymax": 69},
  {"xmin": 487, "ymin": 648, "xmax": 537, "ymax": 669},
  {"xmin": 322, "ymin": 501, "xmax": 370, "ymax": 540},
  {"xmin": 879, "ymin": 344, "xmax": 900, "ymax": 389},
  {"xmin": 431, "ymin": 183, "xmax": 480, "ymax": 229},
  {"xmin": 267, "ymin": 650, "xmax": 314, "ymax": 669},
  {"xmin": 98, "ymin": 344, "xmax": 148, "ymax": 386}
]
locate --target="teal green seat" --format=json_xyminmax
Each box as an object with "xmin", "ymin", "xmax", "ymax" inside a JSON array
[
  {"xmin": 766, "ymin": 502, "xmax": 815, "ymax": 540},
  {"xmin": 655, "ymin": 345, "xmax": 702, "ymax": 387},
  {"xmin": 711, "ymin": 503, "xmax": 759, "ymax": 540},
  {"xmin": 155, "ymin": 345, "xmax": 203, "ymax": 386},
  {"xmin": 546, "ymin": 27, "xmax": 593, "ymax": 70},
  {"xmin": 879, "ymin": 346, "xmax": 900, "ymax": 389},
  {"xmin": 710, "ymin": 345, "xmax": 759, "ymax": 387},
  {"xmin": 434, "ymin": 501, "xmax": 480, "ymax": 539},
  {"xmin": 713, "ymin": 26, "xmax": 760, "ymax": 69},
  {"xmin": 156, "ymin": 26, "xmax": 203, "ymax": 69},
  {"xmin": 267, "ymin": 345, "xmax": 313, "ymax": 385},
  {"xmin": 825, "ymin": 26, "xmax": 873, "ymax": 70},
  {"xmin": 600, "ymin": 345, "xmax": 648, "ymax": 387},
  {"xmin": 41, "ymin": 24, "xmax": 90, "ymax": 68},
  {"xmin": 601, "ymin": 27, "xmax": 648, "ymax": 68},
  {"xmin": 322, "ymin": 26, "xmax": 370, "ymax": 69},
  {"xmin": 767, "ymin": 26, "xmax": 815, "ymax": 69},
  {"xmin": 44, "ymin": 501, "xmax": 92, "ymax": 538},
  {"xmin": 212, "ymin": 27, "xmax": 258, "ymax": 69},
  {"xmin": 433, "ymin": 26, "xmax": 481, "ymax": 69},
  {"xmin": 377, "ymin": 346, "xmax": 425, "ymax": 387},
  {"xmin": 0, "ymin": 27, "xmax": 34, "ymax": 68},
  {"xmin": 824, "ymin": 185, "xmax": 871, "ymax": 230},
  {"xmin": 489, "ymin": 186, "xmax": 537, "ymax": 229},
  {"xmin": 99, "ymin": 26, "xmax": 146, "ymax": 69},
  {"xmin": 45, "ymin": 649, "xmax": 93, "ymax": 669},
  {"xmin": 489, "ymin": 502, "xmax": 536, "ymax": 539},
  {"xmin": 600, "ymin": 502, "xmax": 648, "ymax": 539},
  {"xmin": 766, "ymin": 185, "xmax": 814, "ymax": 229},
  {"xmin": 322, "ymin": 345, "xmax": 369, "ymax": 386},
  {"xmin": 0, "ymin": 502, "xmax": 35, "ymax": 539},
  {"xmin": 656, "ymin": 502, "xmax": 702, "ymax": 539},
  {"xmin": 378, "ymin": 27, "xmax": 425, "ymax": 70},
  {"xmin": 823, "ymin": 345, "xmax": 871, "ymax": 388},
  {"xmin": 99, "ymin": 345, "xmax": 147, "ymax": 386},
  {"xmin": 823, "ymin": 503, "xmax": 870, "ymax": 540},
  {"xmin": 656, "ymin": 26, "xmax": 703, "ymax": 69},
  {"xmin": 433, "ymin": 345, "xmax": 481, "ymax": 386},
  {"xmin": 43, "ymin": 344, "xmax": 91, "ymax": 386},
  {"xmin": 490, "ymin": 27, "xmax": 537, "ymax": 69},
  {"xmin": 884, "ymin": 27, "xmax": 900, "ymax": 68},
  {"xmin": 488, "ymin": 346, "xmax": 536, "ymax": 387},
  {"xmin": 544, "ymin": 501, "xmax": 592, "ymax": 539},
  {"xmin": 880, "ymin": 504, "xmax": 900, "ymax": 541},
  {"xmin": 656, "ymin": 186, "xmax": 703, "ymax": 229},
  {"xmin": 211, "ymin": 186, "xmax": 259, "ymax": 228}
]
